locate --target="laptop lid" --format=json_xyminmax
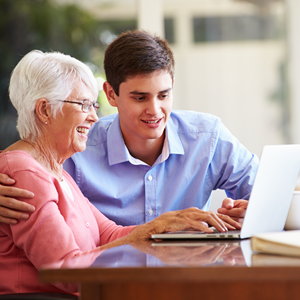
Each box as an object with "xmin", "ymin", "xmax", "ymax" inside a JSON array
[
  {"xmin": 240, "ymin": 144, "xmax": 300, "ymax": 238},
  {"xmin": 152, "ymin": 144, "xmax": 300, "ymax": 240}
]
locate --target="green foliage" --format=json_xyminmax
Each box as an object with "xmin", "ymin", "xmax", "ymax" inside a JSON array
[
  {"xmin": 0, "ymin": 0, "xmax": 105, "ymax": 147},
  {"xmin": 0, "ymin": 0, "xmax": 106, "ymax": 114}
]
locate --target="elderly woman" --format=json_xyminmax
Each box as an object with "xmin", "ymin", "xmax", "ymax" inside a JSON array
[{"xmin": 0, "ymin": 50, "xmax": 240, "ymax": 296}]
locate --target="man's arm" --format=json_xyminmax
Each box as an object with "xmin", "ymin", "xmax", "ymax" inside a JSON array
[
  {"xmin": 0, "ymin": 173, "xmax": 35, "ymax": 224},
  {"xmin": 209, "ymin": 122, "xmax": 258, "ymax": 221}
]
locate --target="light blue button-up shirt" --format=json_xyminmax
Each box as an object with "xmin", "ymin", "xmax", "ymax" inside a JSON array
[{"xmin": 64, "ymin": 110, "xmax": 259, "ymax": 226}]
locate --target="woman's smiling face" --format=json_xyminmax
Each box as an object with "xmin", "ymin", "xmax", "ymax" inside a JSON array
[{"xmin": 47, "ymin": 84, "xmax": 98, "ymax": 160}]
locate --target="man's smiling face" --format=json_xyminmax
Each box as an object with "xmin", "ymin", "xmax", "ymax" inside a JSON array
[{"xmin": 110, "ymin": 70, "xmax": 173, "ymax": 147}]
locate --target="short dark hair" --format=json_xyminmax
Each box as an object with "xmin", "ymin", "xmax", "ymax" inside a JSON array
[{"xmin": 104, "ymin": 30, "xmax": 175, "ymax": 96}]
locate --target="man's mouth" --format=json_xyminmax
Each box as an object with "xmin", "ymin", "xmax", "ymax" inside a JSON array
[{"xmin": 142, "ymin": 118, "xmax": 163, "ymax": 124}]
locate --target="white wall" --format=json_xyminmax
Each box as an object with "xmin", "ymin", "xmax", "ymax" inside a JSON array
[
  {"xmin": 167, "ymin": 0, "xmax": 286, "ymax": 156},
  {"xmin": 173, "ymin": 41, "xmax": 285, "ymax": 156}
]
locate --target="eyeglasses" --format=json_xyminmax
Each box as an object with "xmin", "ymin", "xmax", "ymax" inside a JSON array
[{"xmin": 56, "ymin": 99, "xmax": 100, "ymax": 113}]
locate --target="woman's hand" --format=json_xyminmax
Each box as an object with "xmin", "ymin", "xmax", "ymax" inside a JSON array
[{"xmin": 127, "ymin": 207, "xmax": 242, "ymax": 242}]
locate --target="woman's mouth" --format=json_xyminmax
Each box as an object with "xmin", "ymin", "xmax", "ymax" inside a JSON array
[{"xmin": 76, "ymin": 127, "xmax": 89, "ymax": 137}]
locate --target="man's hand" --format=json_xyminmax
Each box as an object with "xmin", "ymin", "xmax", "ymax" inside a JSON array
[
  {"xmin": 0, "ymin": 174, "xmax": 35, "ymax": 224},
  {"xmin": 217, "ymin": 198, "xmax": 248, "ymax": 223}
]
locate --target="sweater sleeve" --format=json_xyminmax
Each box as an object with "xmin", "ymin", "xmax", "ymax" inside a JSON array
[
  {"xmin": 62, "ymin": 169, "xmax": 135, "ymax": 246},
  {"xmin": 88, "ymin": 202, "xmax": 135, "ymax": 245}
]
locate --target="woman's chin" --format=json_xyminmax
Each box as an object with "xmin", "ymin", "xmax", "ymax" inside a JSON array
[{"xmin": 72, "ymin": 143, "xmax": 87, "ymax": 154}]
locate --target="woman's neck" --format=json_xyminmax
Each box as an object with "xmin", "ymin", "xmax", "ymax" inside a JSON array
[{"xmin": 6, "ymin": 139, "xmax": 64, "ymax": 181}]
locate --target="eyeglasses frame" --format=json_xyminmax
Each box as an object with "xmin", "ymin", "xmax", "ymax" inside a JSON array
[{"xmin": 56, "ymin": 99, "xmax": 100, "ymax": 113}]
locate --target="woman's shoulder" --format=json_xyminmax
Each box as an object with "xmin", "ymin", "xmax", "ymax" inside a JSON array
[
  {"xmin": 1, "ymin": 149, "xmax": 36, "ymax": 163},
  {"xmin": 0, "ymin": 150, "xmax": 49, "ymax": 177}
]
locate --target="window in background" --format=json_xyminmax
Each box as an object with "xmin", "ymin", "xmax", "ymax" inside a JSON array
[
  {"xmin": 164, "ymin": 17, "xmax": 175, "ymax": 44},
  {"xmin": 193, "ymin": 14, "xmax": 282, "ymax": 43},
  {"xmin": 97, "ymin": 19, "xmax": 137, "ymax": 46}
]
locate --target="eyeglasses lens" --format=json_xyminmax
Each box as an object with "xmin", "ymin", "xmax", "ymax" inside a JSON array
[
  {"xmin": 82, "ymin": 100, "xmax": 99, "ymax": 113},
  {"xmin": 82, "ymin": 101, "xmax": 90, "ymax": 113}
]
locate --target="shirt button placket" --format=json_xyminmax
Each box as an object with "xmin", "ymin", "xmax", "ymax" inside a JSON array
[{"xmin": 145, "ymin": 171, "xmax": 155, "ymax": 223}]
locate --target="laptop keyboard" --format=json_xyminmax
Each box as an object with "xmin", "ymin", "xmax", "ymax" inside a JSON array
[{"xmin": 208, "ymin": 229, "xmax": 241, "ymax": 236}]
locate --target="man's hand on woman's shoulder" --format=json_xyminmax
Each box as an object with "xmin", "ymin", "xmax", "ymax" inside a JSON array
[{"xmin": 0, "ymin": 173, "xmax": 35, "ymax": 224}]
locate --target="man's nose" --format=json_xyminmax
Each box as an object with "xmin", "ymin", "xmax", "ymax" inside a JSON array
[{"xmin": 146, "ymin": 98, "xmax": 161, "ymax": 115}]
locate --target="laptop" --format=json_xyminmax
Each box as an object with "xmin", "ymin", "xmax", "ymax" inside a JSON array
[{"xmin": 152, "ymin": 144, "xmax": 300, "ymax": 240}]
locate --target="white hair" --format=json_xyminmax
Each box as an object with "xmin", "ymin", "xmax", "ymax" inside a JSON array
[{"xmin": 9, "ymin": 50, "xmax": 99, "ymax": 141}]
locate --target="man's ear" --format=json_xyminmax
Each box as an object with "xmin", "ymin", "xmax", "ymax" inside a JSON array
[
  {"xmin": 35, "ymin": 98, "xmax": 51, "ymax": 124},
  {"xmin": 103, "ymin": 81, "xmax": 118, "ymax": 107}
]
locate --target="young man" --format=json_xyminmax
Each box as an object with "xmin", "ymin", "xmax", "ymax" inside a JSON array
[{"xmin": 0, "ymin": 30, "xmax": 258, "ymax": 226}]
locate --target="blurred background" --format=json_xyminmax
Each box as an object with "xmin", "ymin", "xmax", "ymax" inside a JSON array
[{"xmin": 1, "ymin": 0, "xmax": 300, "ymax": 160}]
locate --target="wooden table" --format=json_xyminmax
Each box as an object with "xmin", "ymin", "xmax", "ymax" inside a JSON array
[{"xmin": 39, "ymin": 239, "xmax": 300, "ymax": 300}]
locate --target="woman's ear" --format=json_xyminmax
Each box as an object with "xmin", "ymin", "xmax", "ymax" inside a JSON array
[
  {"xmin": 35, "ymin": 98, "xmax": 51, "ymax": 124},
  {"xmin": 103, "ymin": 81, "xmax": 118, "ymax": 107}
]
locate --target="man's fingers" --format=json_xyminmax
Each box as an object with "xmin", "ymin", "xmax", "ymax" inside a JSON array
[
  {"xmin": 0, "ymin": 196, "xmax": 35, "ymax": 216},
  {"xmin": 0, "ymin": 185, "xmax": 35, "ymax": 223},
  {"xmin": 221, "ymin": 198, "xmax": 234, "ymax": 209},
  {"xmin": 217, "ymin": 207, "xmax": 227, "ymax": 214},
  {"xmin": 219, "ymin": 199, "xmax": 248, "ymax": 218},
  {"xmin": 219, "ymin": 207, "xmax": 246, "ymax": 218},
  {"xmin": 0, "ymin": 200, "xmax": 32, "ymax": 223},
  {"xmin": 0, "ymin": 215, "xmax": 18, "ymax": 225},
  {"xmin": 0, "ymin": 186, "xmax": 34, "ymax": 199},
  {"xmin": 0, "ymin": 174, "xmax": 15, "ymax": 185}
]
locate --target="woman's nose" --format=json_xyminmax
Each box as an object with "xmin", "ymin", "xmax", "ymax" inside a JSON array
[{"xmin": 88, "ymin": 106, "xmax": 99, "ymax": 122}]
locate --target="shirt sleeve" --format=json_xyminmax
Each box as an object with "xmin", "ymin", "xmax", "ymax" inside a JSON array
[{"xmin": 209, "ymin": 122, "xmax": 259, "ymax": 200}]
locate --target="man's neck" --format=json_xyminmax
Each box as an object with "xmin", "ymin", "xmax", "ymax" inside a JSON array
[{"xmin": 124, "ymin": 133, "xmax": 165, "ymax": 166}]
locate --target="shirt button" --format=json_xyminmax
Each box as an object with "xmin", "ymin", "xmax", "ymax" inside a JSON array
[
  {"xmin": 148, "ymin": 175, "xmax": 153, "ymax": 181},
  {"xmin": 85, "ymin": 222, "xmax": 90, "ymax": 228},
  {"xmin": 148, "ymin": 209, "xmax": 153, "ymax": 216}
]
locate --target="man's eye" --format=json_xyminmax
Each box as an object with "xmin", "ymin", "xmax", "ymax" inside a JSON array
[
  {"xmin": 160, "ymin": 94, "xmax": 169, "ymax": 99},
  {"xmin": 135, "ymin": 96, "xmax": 145, "ymax": 101}
]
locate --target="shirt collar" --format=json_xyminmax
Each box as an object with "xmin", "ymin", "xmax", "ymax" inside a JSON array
[
  {"xmin": 107, "ymin": 114, "xmax": 184, "ymax": 166},
  {"xmin": 166, "ymin": 115, "xmax": 185, "ymax": 155},
  {"xmin": 107, "ymin": 115, "xmax": 129, "ymax": 166}
]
